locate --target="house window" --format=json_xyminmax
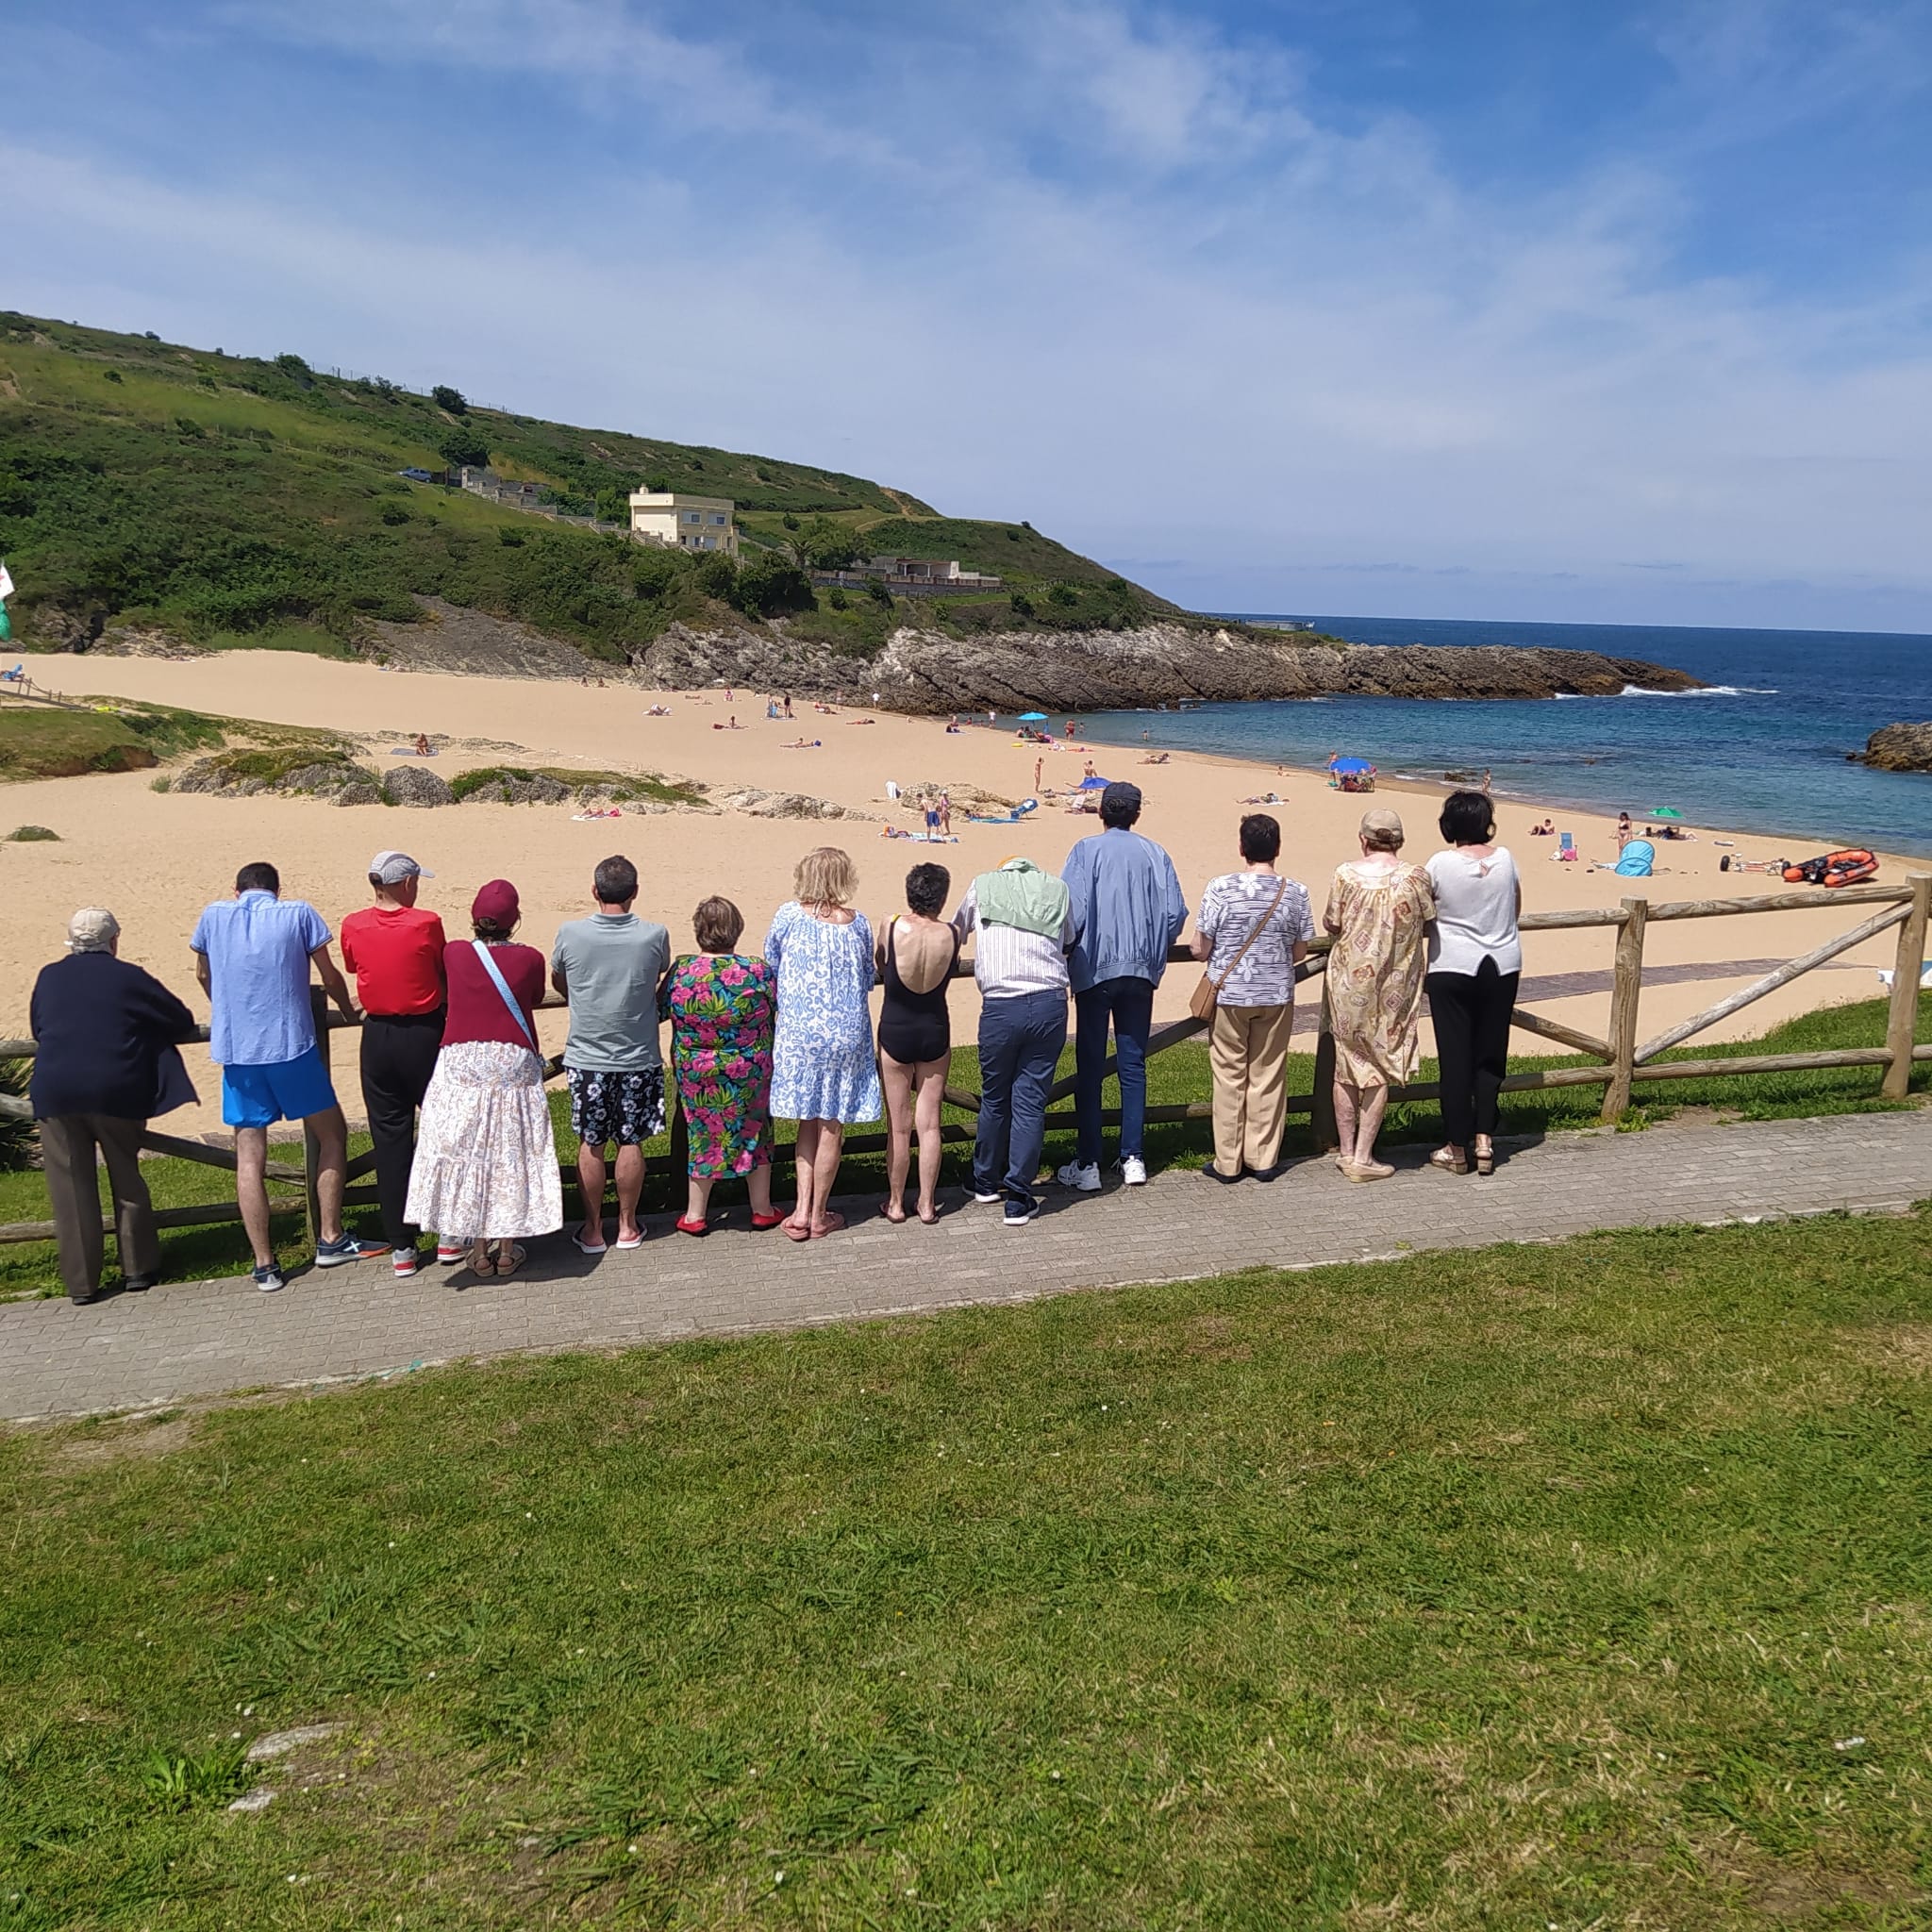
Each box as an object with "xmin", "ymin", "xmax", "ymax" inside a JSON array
[
  {"xmin": 710, "ymin": 513, "xmax": 727, "ymax": 526},
  {"xmin": 685, "ymin": 510, "xmax": 701, "ymax": 524}
]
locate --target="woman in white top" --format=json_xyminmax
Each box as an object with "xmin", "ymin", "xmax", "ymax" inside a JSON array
[{"xmin": 1424, "ymin": 790, "xmax": 1523, "ymax": 1176}]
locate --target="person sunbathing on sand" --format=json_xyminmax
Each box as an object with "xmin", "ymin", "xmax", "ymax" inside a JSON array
[
  {"xmin": 1238, "ymin": 791, "xmax": 1282, "ymax": 805},
  {"xmin": 782, "ymin": 737, "xmax": 823, "ymax": 749},
  {"xmin": 412, "ymin": 733, "xmax": 432, "ymax": 758},
  {"xmin": 1141, "ymin": 751, "xmax": 1170, "ymax": 765},
  {"xmin": 645, "ymin": 705, "xmax": 671, "ymax": 717}
]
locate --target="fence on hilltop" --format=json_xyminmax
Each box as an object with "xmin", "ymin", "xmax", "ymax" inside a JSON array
[{"xmin": 0, "ymin": 878, "xmax": 1925, "ymax": 1247}]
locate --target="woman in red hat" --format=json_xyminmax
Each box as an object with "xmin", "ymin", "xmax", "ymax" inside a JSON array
[{"xmin": 406, "ymin": 879, "xmax": 562, "ymax": 1277}]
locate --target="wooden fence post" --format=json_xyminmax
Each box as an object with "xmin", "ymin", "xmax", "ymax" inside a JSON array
[
  {"xmin": 1600, "ymin": 898, "xmax": 1648, "ymax": 1125},
  {"xmin": 1880, "ymin": 872, "xmax": 1932, "ymax": 1100},
  {"xmin": 1310, "ymin": 971, "xmax": 1339, "ymax": 1150},
  {"xmin": 303, "ymin": 989, "xmax": 330, "ymax": 1241}
]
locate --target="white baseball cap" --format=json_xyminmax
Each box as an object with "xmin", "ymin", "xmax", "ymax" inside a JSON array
[{"xmin": 369, "ymin": 851, "xmax": 432, "ymax": 884}]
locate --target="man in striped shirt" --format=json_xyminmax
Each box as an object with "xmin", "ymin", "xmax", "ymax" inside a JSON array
[{"xmin": 952, "ymin": 858, "xmax": 1080, "ymax": 1226}]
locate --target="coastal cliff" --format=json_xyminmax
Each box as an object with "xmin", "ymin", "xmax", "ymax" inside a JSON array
[{"xmin": 635, "ymin": 619, "xmax": 1702, "ymax": 711}]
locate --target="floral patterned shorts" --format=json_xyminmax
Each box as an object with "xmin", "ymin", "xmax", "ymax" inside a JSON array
[{"xmin": 567, "ymin": 1067, "xmax": 667, "ymax": 1147}]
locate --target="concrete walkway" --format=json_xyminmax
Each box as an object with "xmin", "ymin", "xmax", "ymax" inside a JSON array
[{"xmin": 2, "ymin": 1110, "xmax": 1926, "ymax": 1423}]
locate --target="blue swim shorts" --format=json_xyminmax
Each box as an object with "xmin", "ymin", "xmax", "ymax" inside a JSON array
[{"xmin": 221, "ymin": 1043, "xmax": 339, "ymax": 1129}]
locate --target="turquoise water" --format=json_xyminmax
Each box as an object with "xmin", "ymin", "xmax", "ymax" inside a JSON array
[{"xmin": 1075, "ymin": 617, "xmax": 1932, "ymax": 857}]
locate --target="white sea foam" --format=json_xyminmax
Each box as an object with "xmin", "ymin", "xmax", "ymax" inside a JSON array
[{"xmin": 1555, "ymin": 683, "xmax": 1777, "ymax": 699}]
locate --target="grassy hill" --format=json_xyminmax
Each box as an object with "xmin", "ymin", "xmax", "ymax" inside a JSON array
[{"xmin": 0, "ymin": 314, "xmax": 1169, "ymax": 664}]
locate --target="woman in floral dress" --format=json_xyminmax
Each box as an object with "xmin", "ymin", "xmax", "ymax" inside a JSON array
[
  {"xmin": 658, "ymin": 895, "xmax": 781, "ymax": 1236},
  {"xmin": 1323, "ymin": 808, "xmax": 1437, "ymax": 1182},
  {"xmin": 764, "ymin": 846, "xmax": 882, "ymax": 1241}
]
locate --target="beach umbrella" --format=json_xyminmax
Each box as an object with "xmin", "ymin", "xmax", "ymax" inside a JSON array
[
  {"xmin": 1651, "ymin": 805, "xmax": 1683, "ymax": 819},
  {"xmin": 1076, "ymin": 774, "xmax": 1110, "ymax": 789},
  {"xmin": 1328, "ymin": 755, "xmax": 1374, "ymax": 774},
  {"xmin": 1018, "ymin": 711, "xmax": 1048, "ymax": 722}
]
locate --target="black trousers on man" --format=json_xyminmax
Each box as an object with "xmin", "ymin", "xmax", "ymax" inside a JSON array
[
  {"xmin": 1425, "ymin": 958, "xmax": 1521, "ymax": 1148},
  {"xmin": 359, "ymin": 1011, "xmax": 445, "ymax": 1252}
]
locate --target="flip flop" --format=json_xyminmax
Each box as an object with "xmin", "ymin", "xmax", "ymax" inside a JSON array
[
  {"xmin": 613, "ymin": 1231, "xmax": 646, "ymax": 1250},
  {"xmin": 809, "ymin": 1210, "xmax": 847, "ymax": 1240},
  {"xmin": 782, "ymin": 1222, "xmax": 812, "ymax": 1242},
  {"xmin": 572, "ymin": 1225, "xmax": 608, "ymax": 1256}
]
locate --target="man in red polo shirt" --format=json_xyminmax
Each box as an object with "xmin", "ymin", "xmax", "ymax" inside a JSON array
[{"xmin": 341, "ymin": 852, "xmax": 447, "ymax": 1276}]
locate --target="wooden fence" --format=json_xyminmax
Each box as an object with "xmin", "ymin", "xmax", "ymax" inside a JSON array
[{"xmin": 0, "ymin": 877, "xmax": 1925, "ymax": 1245}]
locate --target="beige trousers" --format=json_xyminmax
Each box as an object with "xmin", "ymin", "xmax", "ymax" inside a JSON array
[{"xmin": 1208, "ymin": 1002, "xmax": 1294, "ymax": 1175}]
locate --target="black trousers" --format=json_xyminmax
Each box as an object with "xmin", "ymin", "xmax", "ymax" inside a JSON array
[
  {"xmin": 1426, "ymin": 958, "xmax": 1520, "ymax": 1147},
  {"xmin": 359, "ymin": 1011, "xmax": 445, "ymax": 1251}
]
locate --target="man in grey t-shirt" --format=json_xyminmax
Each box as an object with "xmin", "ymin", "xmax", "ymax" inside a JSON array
[{"xmin": 550, "ymin": 855, "xmax": 671, "ymax": 1253}]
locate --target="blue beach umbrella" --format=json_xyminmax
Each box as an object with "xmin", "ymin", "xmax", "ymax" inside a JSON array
[
  {"xmin": 1328, "ymin": 755, "xmax": 1374, "ymax": 774},
  {"xmin": 1076, "ymin": 774, "xmax": 1111, "ymax": 790},
  {"xmin": 1018, "ymin": 711, "xmax": 1048, "ymax": 722}
]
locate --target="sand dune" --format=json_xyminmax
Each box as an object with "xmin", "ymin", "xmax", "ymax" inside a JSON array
[{"xmin": 1, "ymin": 652, "xmax": 1920, "ymax": 1139}]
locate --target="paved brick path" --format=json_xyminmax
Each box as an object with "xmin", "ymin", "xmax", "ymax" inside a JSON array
[{"xmin": 2, "ymin": 1110, "xmax": 1925, "ymax": 1422}]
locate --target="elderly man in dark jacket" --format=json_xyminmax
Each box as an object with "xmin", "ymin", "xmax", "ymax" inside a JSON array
[{"xmin": 31, "ymin": 908, "xmax": 199, "ymax": 1303}]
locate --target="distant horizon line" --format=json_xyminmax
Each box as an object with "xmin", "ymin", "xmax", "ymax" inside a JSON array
[{"xmin": 1209, "ymin": 611, "xmax": 1932, "ymax": 642}]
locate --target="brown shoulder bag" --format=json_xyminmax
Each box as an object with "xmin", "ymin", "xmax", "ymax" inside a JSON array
[{"xmin": 1190, "ymin": 878, "xmax": 1289, "ymax": 1022}]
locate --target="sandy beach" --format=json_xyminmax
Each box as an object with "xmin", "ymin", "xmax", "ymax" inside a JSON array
[{"xmin": 0, "ymin": 652, "xmax": 1921, "ymax": 1141}]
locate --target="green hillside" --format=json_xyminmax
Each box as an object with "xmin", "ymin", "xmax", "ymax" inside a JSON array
[{"xmin": 0, "ymin": 313, "xmax": 1166, "ymax": 664}]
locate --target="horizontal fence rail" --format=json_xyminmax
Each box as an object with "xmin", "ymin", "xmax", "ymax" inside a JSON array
[{"xmin": 0, "ymin": 879, "xmax": 1926, "ymax": 1245}]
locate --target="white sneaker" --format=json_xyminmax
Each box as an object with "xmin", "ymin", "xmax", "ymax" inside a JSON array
[
  {"xmin": 970, "ymin": 1188, "xmax": 1003, "ymax": 1205},
  {"xmin": 1119, "ymin": 1156, "xmax": 1147, "ymax": 1187},
  {"xmin": 1055, "ymin": 1160, "xmax": 1101, "ymax": 1192}
]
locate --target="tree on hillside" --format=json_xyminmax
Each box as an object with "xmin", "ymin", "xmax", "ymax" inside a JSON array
[
  {"xmin": 439, "ymin": 425, "xmax": 490, "ymax": 470},
  {"xmin": 432, "ymin": 385, "xmax": 468, "ymax": 415},
  {"xmin": 786, "ymin": 516, "xmax": 863, "ymax": 573},
  {"xmin": 730, "ymin": 557, "xmax": 814, "ymax": 619}
]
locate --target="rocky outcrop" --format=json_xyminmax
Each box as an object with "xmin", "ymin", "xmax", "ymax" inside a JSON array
[
  {"xmin": 382, "ymin": 764, "xmax": 454, "ymax": 808},
  {"xmin": 633, "ymin": 621, "xmax": 1701, "ymax": 711},
  {"xmin": 1856, "ymin": 723, "xmax": 1932, "ymax": 772},
  {"xmin": 710, "ymin": 786, "xmax": 877, "ymax": 822},
  {"xmin": 368, "ymin": 598, "xmax": 630, "ymax": 682},
  {"xmin": 457, "ymin": 773, "xmax": 574, "ymax": 805},
  {"xmin": 174, "ymin": 754, "xmax": 382, "ymax": 804}
]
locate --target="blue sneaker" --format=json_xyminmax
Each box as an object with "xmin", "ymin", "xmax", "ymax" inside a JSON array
[
  {"xmin": 1004, "ymin": 1197, "xmax": 1040, "ymax": 1227},
  {"xmin": 314, "ymin": 1235, "xmax": 390, "ymax": 1268},
  {"xmin": 253, "ymin": 1262, "xmax": 287, "ymax": 1293}
]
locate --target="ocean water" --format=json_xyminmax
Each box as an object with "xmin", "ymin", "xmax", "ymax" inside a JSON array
[{"xmin": 1075, "ymin": 616, "xmax": 1932, "ymax": 858}]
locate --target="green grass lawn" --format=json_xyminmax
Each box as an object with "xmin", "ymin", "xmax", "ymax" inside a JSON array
[
  {"xmin": 0, "ymin": 992, "xmax": 1924, "ymax": 1302},
  {"xmin": 2, "ymin": 1208, "xmax": 1929, "ymax": 1926}
]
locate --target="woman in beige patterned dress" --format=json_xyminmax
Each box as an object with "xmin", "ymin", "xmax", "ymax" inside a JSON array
[{"xmin": 1323, "ymin": 808, "xmax": 1436, "ymax": 1181}]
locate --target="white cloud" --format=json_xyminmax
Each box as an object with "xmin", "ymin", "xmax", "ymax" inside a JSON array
[{"xmin": 9, "ymin": 0, "xmax": 1932, "ymax": 626}]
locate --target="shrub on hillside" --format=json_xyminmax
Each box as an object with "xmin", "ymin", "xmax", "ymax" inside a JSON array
[
  {"xmin": 694, "ymin": 553, "xmax": 739, "ymax": 601},
  {"xmin": 431, "ymin": 385, "xmax": 467, "ymax": 415}
]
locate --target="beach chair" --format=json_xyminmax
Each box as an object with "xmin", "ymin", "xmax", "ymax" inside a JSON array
[{"xmin": 1554, "ymin": 831, "xmax": 1578, "ymax": 862}]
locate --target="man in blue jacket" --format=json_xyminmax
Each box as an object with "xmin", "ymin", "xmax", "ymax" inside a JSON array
[
  {"xmin": 1056, "ymin": 781, "xmax": 1188, "ymax": 1191},
  {"xmin": 31, "ymin": 908, "xmax": 199, "ymax": 1303}
]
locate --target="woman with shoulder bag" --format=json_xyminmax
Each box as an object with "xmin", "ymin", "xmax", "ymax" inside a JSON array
[
  {"xmin": 405, "ymin": 879, "xmax": 562, "ymax": 1278},
  {"xmin": 1189, "ymin": 813, "xmax": 1314, "ymax": 1181}
]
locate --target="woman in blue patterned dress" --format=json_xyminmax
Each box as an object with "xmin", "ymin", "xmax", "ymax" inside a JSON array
[
  {"xmin": 764, "ymin": 846, "xmax": 882, "ymax": 1241},
  {"xmin": 658, "ymin": 895, "xmax": 782, "ymax": 1237}
]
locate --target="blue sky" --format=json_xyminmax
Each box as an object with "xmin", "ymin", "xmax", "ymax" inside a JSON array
[{"xmin": 7, "ymin": 0, "xmax": 1930, "ymax": 630}]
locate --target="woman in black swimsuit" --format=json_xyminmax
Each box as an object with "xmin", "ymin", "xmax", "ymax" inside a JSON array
[{"xmin": 876, "ymin": 862, "xmax": 958, "ymax": 1224}]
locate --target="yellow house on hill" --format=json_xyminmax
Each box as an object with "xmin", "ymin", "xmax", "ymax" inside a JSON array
[{"xmin": 628, "ymin": 489, "xmax": 740, "ymax": 556}]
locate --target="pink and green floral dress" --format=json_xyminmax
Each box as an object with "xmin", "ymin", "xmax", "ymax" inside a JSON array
[{"xmin": 658, "ymin": 953, "xmax": 777, "ymax": 1177}]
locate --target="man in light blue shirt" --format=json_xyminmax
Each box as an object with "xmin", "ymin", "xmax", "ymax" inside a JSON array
[
  {"xmin": 1055, "ymin": 782, "xmax": 1189, "ymax": 1191},
  {"xmin": 191, "ymin": 860, "xmax": 384, "ymax": 1291}
]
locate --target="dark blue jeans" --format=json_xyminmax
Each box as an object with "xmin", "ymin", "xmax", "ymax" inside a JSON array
[
  {"xmin": 1074, "ymin": 975, "xmax": 1156, "ymax": 1166},
  {"xmin": 973, "ymin": 989, "xmax": 1069, "ymax": 1207}
]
